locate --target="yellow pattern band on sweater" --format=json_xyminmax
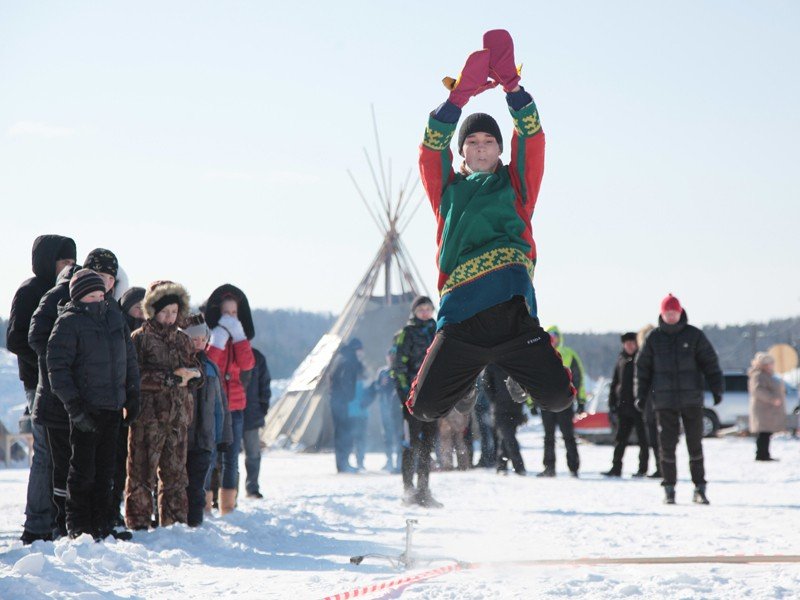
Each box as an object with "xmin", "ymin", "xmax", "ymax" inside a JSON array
[{"xmin": 441, "ymin": 247, "xmax": 534, "ymax": 296}]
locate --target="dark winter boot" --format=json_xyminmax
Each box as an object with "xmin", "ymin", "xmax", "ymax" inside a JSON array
[
  {"xmin": 402, "ymin": 487, "xmax": 418, "ymax": 506},
  {"xmin": 416, "ymin": 488, "xmax": 443, "ymax": 509},
  {"xmin": 536, "ymin": 467, "xmax": 556, "ymax": 478},
  {"xmin": 20, "ymin": 530, "xmax": 53, "ymax": 545},
  {"xmin": 663, "ymin": 485, "xmax": 676, "ymax": 505},
  {"xmin": 647, "ymin": 470, "xmax": 662, "ymax": 479},
  {"xmin": 692, "ymin": 485, "xmax": 710, "ymax": 505},
  {"xmin": 602, "ymin": 469, "xmax": 622, "ymax": 478},
  {"xmin": 631, "ymin": 470, "xmax": 647, "ymax": 478}
]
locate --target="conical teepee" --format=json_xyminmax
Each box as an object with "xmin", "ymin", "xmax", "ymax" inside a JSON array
[{"xmin": 262, "ymin": 108, "xmax": 428, "ymax": 452}]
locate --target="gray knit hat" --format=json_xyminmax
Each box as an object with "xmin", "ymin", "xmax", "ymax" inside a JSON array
[{"xmin": 182, "ymin": 312, "xmax": 210, "ymax": 339}]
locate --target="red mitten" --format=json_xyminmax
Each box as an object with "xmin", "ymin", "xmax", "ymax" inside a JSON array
[
  {"xmin": 483, "ymin": 29, "xmax": 521, "ymax": 92},
  {"xmin": 444, "ymin": 49, "xmax": 497, "ymax": 108}
]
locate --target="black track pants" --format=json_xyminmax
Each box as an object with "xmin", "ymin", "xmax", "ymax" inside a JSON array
[
  {"xmin": 656, "ymin": 406, "xmax": 706, "ymax": 487},
  {"xmin": 408, "ymin": 298, "xmax": 574, "ymax": 422}
]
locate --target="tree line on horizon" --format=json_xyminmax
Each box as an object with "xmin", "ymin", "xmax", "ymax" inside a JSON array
[{"xmin": 2, "ymin": 313, "xmax": 798, "ymax": 381}]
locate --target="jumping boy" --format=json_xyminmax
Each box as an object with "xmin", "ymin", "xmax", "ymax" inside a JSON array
[{"xmin": 408, "ymin": 30, "xmax": 574, "ymax": 422}]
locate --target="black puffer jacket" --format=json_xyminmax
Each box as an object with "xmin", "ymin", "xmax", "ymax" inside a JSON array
[
  {"xmin": 392, "ymin": 316, "xmax": 436, "ymax": 395},
  {"xmin": 28, "ymin": 265, "xmax": 81, "ymax": 428},
  {"xmin": 47, "ymin": 300, "xmax": 140, "ymax": 418},
  {"xmin": 635, "ymin": 311, "xmax": 724, "ymax": 410},
  {"xmin": 609, "ymin": 350, "xmax": 637, "ymax": 417},
  {"xmin": 481, "ymin": 364, "xmax": 525, "ymax": 425},
  {"xmin": 6, "ymin": 235, "xmax": 76, "ymax": 388}
]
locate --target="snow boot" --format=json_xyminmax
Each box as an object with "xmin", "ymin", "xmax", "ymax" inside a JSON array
[
  {"xmin": 647, "ymin": 470, "xmax": 662, "ymax": 479},
  {"xmin": 536, "ymin": 467, "xmax": 556, "ymax": 478},
  {"xmin": 20, "ymin": 529, "xmax": 53, "ymax": 545},
  {"xmin": 416, "ymin": 488, "xmax": 443, "ymax": 508},
  {"xmin": 663, "ymin": 485, "xmax": 676, "ymax": 505},
  {"xmin": 602, "ymin": 469, "xmax": 622, "ymax": 478},
  {"xmin": 246, "ymin": 491, "xmax": 264, "ymax": 499},
  {"xmin": 219, "ymin": 488, "xmax": 237, "ymax": 515},
  {"xmin": 631, "ymin": 470, "xmax": 647, "ymax": 478},
  {"xmin": 692, "ymin": 485, "xmax": 710, "ymax": 505},
  {"xmin": 569, "ymin": 470, "xmax": 579, "ymax": 478},
  {"xmin": 402, "ymin": 487, "xmax": 418, "ymax": 506}
]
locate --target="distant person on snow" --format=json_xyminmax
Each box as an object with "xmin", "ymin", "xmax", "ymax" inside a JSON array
[
  {"xmin": 7, "ymin": 234, "xmax": 76, "ymax": 544},
  {"xmin": 407, "ymin": 30, "xmax": 574, "ymax": 443},
  {"xmin": 537, "ymin": 326, "xmax": 585, "ymax": 478},
  {"xmin": 635, "ymin": 294, "xmax": 724, "ymax": 505},
  {"xmin": 747, "ymin": 352, "xmax": 786, "ymax": 462},
  {"xmin": 637, "ymin": 324, "xmax": 661, "ymax": 478},
  {"xmin": 602, "ymin": 332, "xmax": 649, "ymax": 478},
  {"xmin": 182, "ymin": 313, "xmax": 232, "ymax": 526},
  {"xmin": 482, "ymin": 364, "xmax": 527, "ymax": 475},
  {"xmin": 203, "ymin": 284, "xmax": 256, "ymax": 514},
  {"xmin": 328, "ymin": 338, "xmax": 365, "ymax": 473},
  {"xmin": 125, "ymin": 281, "xmax": 202, "ymax": 530},
  {"xmin": 366, "ymin": 350, "xmax": 403, "ymax": 473},
  {"xmin": 393, "ymin": 296, "xmax": 441, "ymax": 507},
  {"xmin": 47, "ymin": 269, "xmax": 140, "ymax": 540},
  {"xmin": 243, "ymin": 348, "xmax": 271, "ymax": 498}
]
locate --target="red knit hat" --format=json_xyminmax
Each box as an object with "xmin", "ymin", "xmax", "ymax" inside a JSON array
[{"xmin": 660, "ymin": 294, "xmax": 682, "ymax": 315}]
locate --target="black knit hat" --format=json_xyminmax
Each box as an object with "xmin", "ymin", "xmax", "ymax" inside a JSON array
[
  {"xmin": 621, "ymin": 332, "xmax": 637, "ymax": 343},
  {"xmin": 411, "ymin": 295, "xmax": 434, "ymax": 311},
  {"xmin": 69, "ymin": 268, "xmax": 106, "ymax": 302},
  {"xmin": 458, "ymin": 113, "xmax": 503, "ymax": 156},
  {"xmin": 152, "ymin": 294, "xmax": 181, "ymax": 315},
  {"xmin": 84, "ymin": 248, "xmax": 119, "ymax": 278},
  {"xmin": 120, "ymin": 286, "xmax": 146, "ymax": 315}
]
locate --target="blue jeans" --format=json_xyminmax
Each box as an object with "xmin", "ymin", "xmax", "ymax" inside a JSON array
[
  {"xmin": 220, "ymin": 410, "xmax": 243, "ymax": 489},
  {"xmin": 24, "ymin": 388, "xmax": 56, "ymax": 535}
]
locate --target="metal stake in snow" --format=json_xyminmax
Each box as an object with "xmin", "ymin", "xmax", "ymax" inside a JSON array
[{"xmin": 350, "ymin": 519, "xmax": 465, "ymax": 571}]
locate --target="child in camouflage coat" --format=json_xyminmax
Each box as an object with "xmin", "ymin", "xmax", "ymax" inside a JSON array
[{"xmin": 124, "ymin": 281, "xmax": 203, "ymax": 530}]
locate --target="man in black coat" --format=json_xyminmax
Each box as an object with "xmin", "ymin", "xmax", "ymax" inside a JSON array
[
  {"xmin": 7, "ymin": 234, "xmax": 76, "ymax": 544},
  {"xmin": 328, "ymin": 338, "xmax": 364, "ymax": 473},
  {"xmin": 635, "ymin": 294, "xmax": 724, "ymax": 505},
  {"xmin": 603, "ymin": 332, "xmax": 648, "ymax": 478},
  {"xmin": 243, "ymin": 348, "xmax": 271, "ymax": 498}
]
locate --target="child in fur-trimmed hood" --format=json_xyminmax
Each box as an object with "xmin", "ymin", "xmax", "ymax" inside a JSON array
[{"xmin": 124, "ymin": 280, "xmax": 203, "ymax": 530}]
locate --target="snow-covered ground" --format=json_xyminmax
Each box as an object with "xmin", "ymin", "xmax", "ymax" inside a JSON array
[{"xmin": 1, "ymin": 422, "xmax": 799, "ymax": 599}]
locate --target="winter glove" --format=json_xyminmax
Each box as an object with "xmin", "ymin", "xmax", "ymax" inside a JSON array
[
  {"xmin": 634, "ymin": 398, "xmax": 645, "ymax": 413},
  {"xmin": 72, "ymin": 412, "xmax": 97, "ymax": 433},
  {"xmin": 209, "ymin": 325, "xmax": 230, "ymax": 350},
  {"xmin": 483, "ymin": 29, "xmax": 522, "ymax": 92},
  {"xmin": 219, "ymin": 314, "xmax": 247, "ymax": 342},
  {"xmin": 442, "ymin": 49, "xmax": 498, "ymax": 108},
  {"xmin": 164, "ymin": 371, "xmax": 182, "ymax": 387},
  {"xmin": 123, "ymin": 396, "xmax": 141, "ymax": 426},
  {"xmin": 713, "ymin": 393, "xmax": 723, "ymax": 406}
]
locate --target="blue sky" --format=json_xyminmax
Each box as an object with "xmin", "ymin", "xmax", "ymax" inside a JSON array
[{"xmin": 1, "ymin": 1, "xmax": 798, "ymax": 332}]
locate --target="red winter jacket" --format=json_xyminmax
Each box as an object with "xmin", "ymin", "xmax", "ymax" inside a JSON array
[{"xmin": 207, "ymin": 339, "xmax": 255, "ymax": 411}]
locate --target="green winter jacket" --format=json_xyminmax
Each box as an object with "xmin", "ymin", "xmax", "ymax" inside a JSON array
[{"xmin": 547, "ymin": 326, "xmax": 586, "ymax": 407}]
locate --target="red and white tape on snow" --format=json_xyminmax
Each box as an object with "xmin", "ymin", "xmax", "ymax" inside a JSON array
[{"xmin": 320, "ymin": 554, "xmax": 800, "ymax": 600}]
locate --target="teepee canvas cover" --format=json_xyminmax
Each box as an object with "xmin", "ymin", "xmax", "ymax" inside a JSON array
[{"xmin": 262, "ymin": 110, "xmax": 428, "ymax": 452}]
